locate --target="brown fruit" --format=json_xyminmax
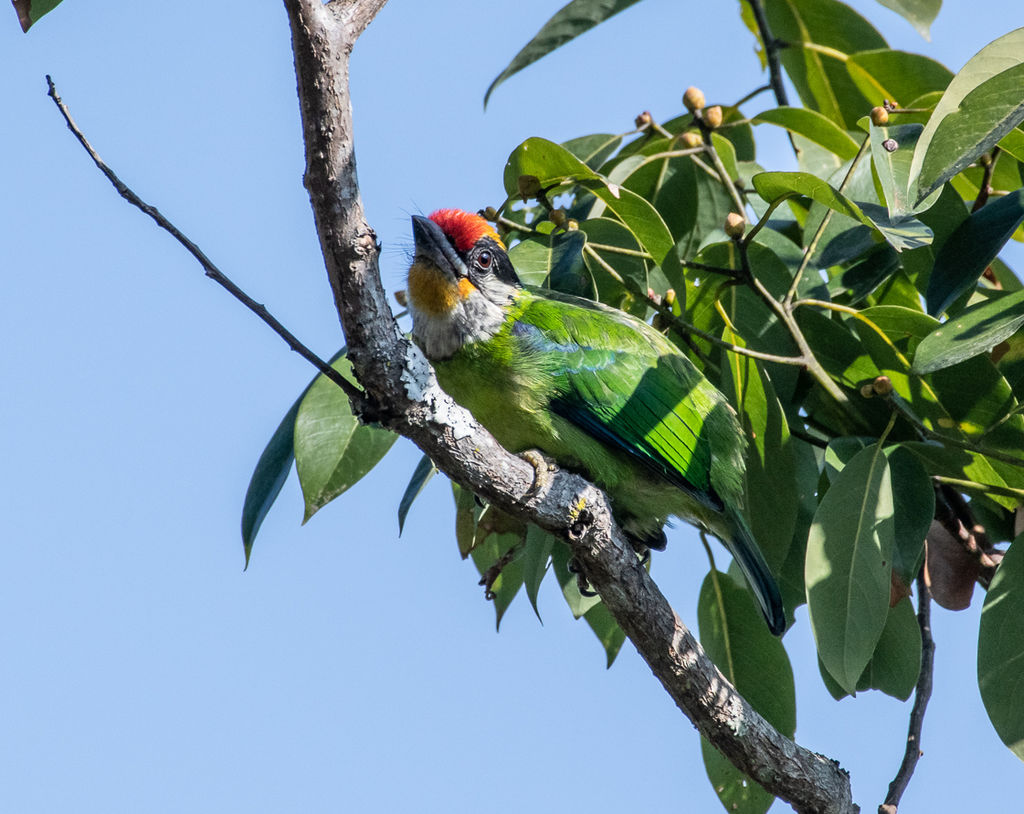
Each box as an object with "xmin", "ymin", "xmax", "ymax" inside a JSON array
[
  {"xmin": 870, "ymin": 106, "xmax": 889, "ymax": 127},
  {"xmin": 724, "ymin": 212, "xmax": 746, "ymax": 238},
  {"xmin": 683, "ymin": 86, "xmax": 705, "ymax": 112},
  {"xmin": 703, "ymin": 105, "xmax": 723, "ymax": 129}
]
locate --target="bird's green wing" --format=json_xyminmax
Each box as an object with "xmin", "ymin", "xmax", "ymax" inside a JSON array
[{"xmin": 512, "ymin": 291, "xmax": 726, "ymax": 510}]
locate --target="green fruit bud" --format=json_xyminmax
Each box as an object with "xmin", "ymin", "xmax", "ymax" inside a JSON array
[{"xmin": 680, "ymin": 131, "xmax": 703, "ymax": 149}]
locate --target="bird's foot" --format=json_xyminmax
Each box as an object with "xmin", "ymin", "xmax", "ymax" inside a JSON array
[
  {"xmin": 520, "ymin": 448, "xmax": 557, "ymax": 499},
  {"xmin": 567, "ymin": 556, "xmax": 599, "ymax": 597}
]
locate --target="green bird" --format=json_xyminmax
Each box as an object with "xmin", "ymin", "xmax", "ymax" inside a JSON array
[{"xmin": 407, "ymin": 208, "xmax": 785, "ymax": 635}]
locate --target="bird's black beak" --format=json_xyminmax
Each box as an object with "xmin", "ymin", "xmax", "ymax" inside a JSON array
[{"xmin": 411, "ymin": 214, "xmax": 462, "ymax": 281}]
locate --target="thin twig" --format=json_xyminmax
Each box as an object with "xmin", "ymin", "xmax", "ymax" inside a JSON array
[
  {"xmin": 733, "ymin": 83, "xmax": 772, "ymax": 109},
  {"xmin": 746, "ymin": 0, "xmax": 789, "ymax": 107},
  {"xmin": 879, "ymin": 571, "xmax": 934, "ymax": 814},
  {"xmin": 45, "ymin": 76, "xmax": 366, "ymax": 408}
]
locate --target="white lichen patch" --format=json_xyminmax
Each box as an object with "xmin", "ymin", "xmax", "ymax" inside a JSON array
[{"xmin": 402, "ymin": 344, "xmax": 476, "ymax": 440}]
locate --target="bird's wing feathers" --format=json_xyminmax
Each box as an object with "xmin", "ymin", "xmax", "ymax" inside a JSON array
[{"xmin": 513, "ymin": 292, "xmax": 723, "ymax": 511}]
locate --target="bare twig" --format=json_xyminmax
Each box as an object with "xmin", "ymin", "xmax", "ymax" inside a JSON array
[
  {"xmin": 879, "ymin": 571, "xmax": 934, "ymax": 814},
  {"xmin": 45, "ymin": 75, "xmax": 366, "ymax": 409}
]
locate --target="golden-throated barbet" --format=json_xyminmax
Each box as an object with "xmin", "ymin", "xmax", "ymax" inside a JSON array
[{"xmin": 407, "ymin": 209, "xmax": 785, "ymax": 635}]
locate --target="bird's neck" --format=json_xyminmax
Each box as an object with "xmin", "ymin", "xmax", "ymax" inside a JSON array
[{"xmin": 410, "ymin": 284, "xmax": 517, "ymax": 360}]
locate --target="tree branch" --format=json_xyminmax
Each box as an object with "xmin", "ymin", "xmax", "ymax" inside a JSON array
[
  {"xmin": 879, "ymin": 572, "xmax": 934, "ymax": 814},
  {"xmin": 284, "ymin": 2, "xmax": 858, "ymax": 811},
  {"xmin": 746, "ymin": 0, "xmax": 789, "ymax": 107}
]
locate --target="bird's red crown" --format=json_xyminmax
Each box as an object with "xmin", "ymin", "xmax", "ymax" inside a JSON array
[{"xmin": 429, "ymin": 208, "xmax": 504, "ymax": 253}]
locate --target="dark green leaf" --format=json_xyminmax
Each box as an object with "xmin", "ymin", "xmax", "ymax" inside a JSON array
[
  {"xmin": 903, "ymin": 441, "xmax": 1024, "ymax": 511},
  {"xmin": 523, "ymin": 524, "xmax": 556, "ymax": 621},
  {"xmin": 824, "ymin": 436, "xmax": 873, "ymax": 481},
  {"xmin": 978, "ymin": 532, "xmax": 1024, "ymax": 761},
  {"xmin": 722, "ymin": 331, "xmax": 798, "ymax": 569},
  {"xmin": 871, "ymin": 0, "xmax": 940, "ymax": 40},
  {"xmin": 294, "ymin": 356, "xmax": 397, "ymax": 522},
  {"xmin": 885, "ymin": 447, "xmax": 932, "ymax": 586},
  {"xmin": 915, "ymin": 288, "xmax": 1024, "ymax": 373},
  {"xmin": 507, "ymin": 229, "xmax": 589, "ymax": 292},
  {"xmin": 13, "ymin": 0, "xmax": 64, "ymax": 31},
  {"xmin": 753, "ymin": 107, "xmax": 860, "ymax": 160},
  {"xmin": 397, "ymin": 455, "xmax": 437, "ymax": 535},
  {"xmin": 484, "ymin": 0, "xmax": 642, "ymax": 106},
  {"xmin": 698, "ymin": 568, "xmax": 796, "ymax": 813},
  {"xmin": 580, "ymin": 217, "xmax": 648, "ymax": 312},
  {"xmin": 911, "ymin": 29, "xmax": 1024, "ymax": 204},
  {"xmin": 242, "ymin": 348, "xmax": 347, "ymax": 565},
  {"xmin": 241, "ymin": 395, "xmax": 300, "ymax": 568},
  {"xmin": 806, "ymin": 443, "xmax": 894, "ymax": 694},
  {"xmin": 925, "ymin": 189, "xmax": 1024, "ymax": 316}
]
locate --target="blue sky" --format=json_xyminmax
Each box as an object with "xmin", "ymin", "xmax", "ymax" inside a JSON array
[{"xmin": 3, "ymin": 1, "xmax": 1022, "ymax": 811}]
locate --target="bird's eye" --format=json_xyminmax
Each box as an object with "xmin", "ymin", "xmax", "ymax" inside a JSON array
[{"xmin": 476, "ymin": 250, "xmax": 492, "ymax": 271}]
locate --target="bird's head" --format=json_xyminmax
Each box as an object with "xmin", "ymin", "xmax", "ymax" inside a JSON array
[{"xmin": 407, "ymin": 209, "xmax": 521, "ymax": 359}]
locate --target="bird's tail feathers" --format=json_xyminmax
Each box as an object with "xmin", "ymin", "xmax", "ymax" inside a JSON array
[{"xmin": 719, "ymin": 510, "xmax": 786, "ymax": 636}]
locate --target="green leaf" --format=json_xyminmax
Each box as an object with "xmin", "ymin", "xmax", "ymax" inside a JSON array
[
  {"xmin": 925, "ymin": 189, "xmax": 1024, "ymax": 316},
  {"xmin": 550, "ymin": 543, "xmax": 625, "ymax": 664},
  {"xmin": 911, "ymin": 28, "xmax": 1024, "ymax": 204},
  {"xmin": 979, "ymin": 533, "xmax": 1024, "ymax": 761},
  {"xmin": 823, "ymin": 598, "xmax": 923, "ymax": 700},
  {"xmin": 824, "ymin": 436, "xmax": 872, "ymax": 481},
  {"xmin": 561, "ymin": 133, "xmax": 623, "ymax": 170},
  {"xmin": 13, "ymin": 0, "xmax": 64, "ymax": 31},
  {"xmin": 507, "ymin": 229, "xmax": 588, "ymax": 292},
  {"xmin": 241, "ymin": 395, "xmax": 300, "ymax": 568},
  {"xmin": 580, "ymin": 217, "xmax": 649, "ymax": 312},
  {"xmin": 846, "ymin": 49, "xmax": 952, "ymax": 107},
  {"xmin": 522, "ymin": 525, "xmax": 557, "ymax": 622},
  {"xmin": 870, "ymin": 122, "xmax": 939, "ymax": 217},
  {"xmin": 484, "ymin": 0, "xmax": 642, "ymax": 106},
  {"xmin": 469, "ymin": 530, "xmax": 526, "ymax": 631},
  {"xmin": 753, "ymin": 107, "xmax": 860, "ymax": 160},
  {"xmin": 871, "ymin": 0, "xmax": 940, "ymax": 40},
  {"xmin": 241, "ymin": 348, "xmax": 347, "ymax": 565},
  {"xmin": 582, "ymin": 602, "xmax": 626, "ymax": 668},
  {"xmin": 765, "ymin": 0, "xmax": 886, "ymax": 129},
  {"xmin": 806, "ymin": 443, "xmax": 894, "ymax": 694},
  {"xmin": 504, "ymin": 138, "xmax": 674, "ymax": 263},
  {"xmin": 294, "ymin": 356, "xmax": 397, "ymax": 522},
  {"xmin": 885, "ymin": 446, "xmax": 932, "ymax": 587},
  {"xmin": 397, "ymin": 455, "xmax": 437, "ymax": 535},
  {"xmin": 752, "ymin": 171, "xmax": 933, "ymax": 251},
  {"xmin": 914, "ymin": 289, "xmax": 1024, "ymax": 373},
  {"xmin": 722, "ymin": 331, "xmax": 798, "ymax": 570},
  {"xmin": 861, "ymin": 597, "xmax": 922, "ymax": 700},
  {"xmin": 698, "ymin": 569, "xmax": 796, "ymax": 813}
]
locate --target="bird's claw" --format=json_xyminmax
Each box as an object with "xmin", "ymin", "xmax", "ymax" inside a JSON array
[
  {"xmin": 567, "ymin": 556, "xmax": 599, "ymax": 597},
  {"xmin": 520, "ymin": 448, "xmax": 557, "ymax": 499}
]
